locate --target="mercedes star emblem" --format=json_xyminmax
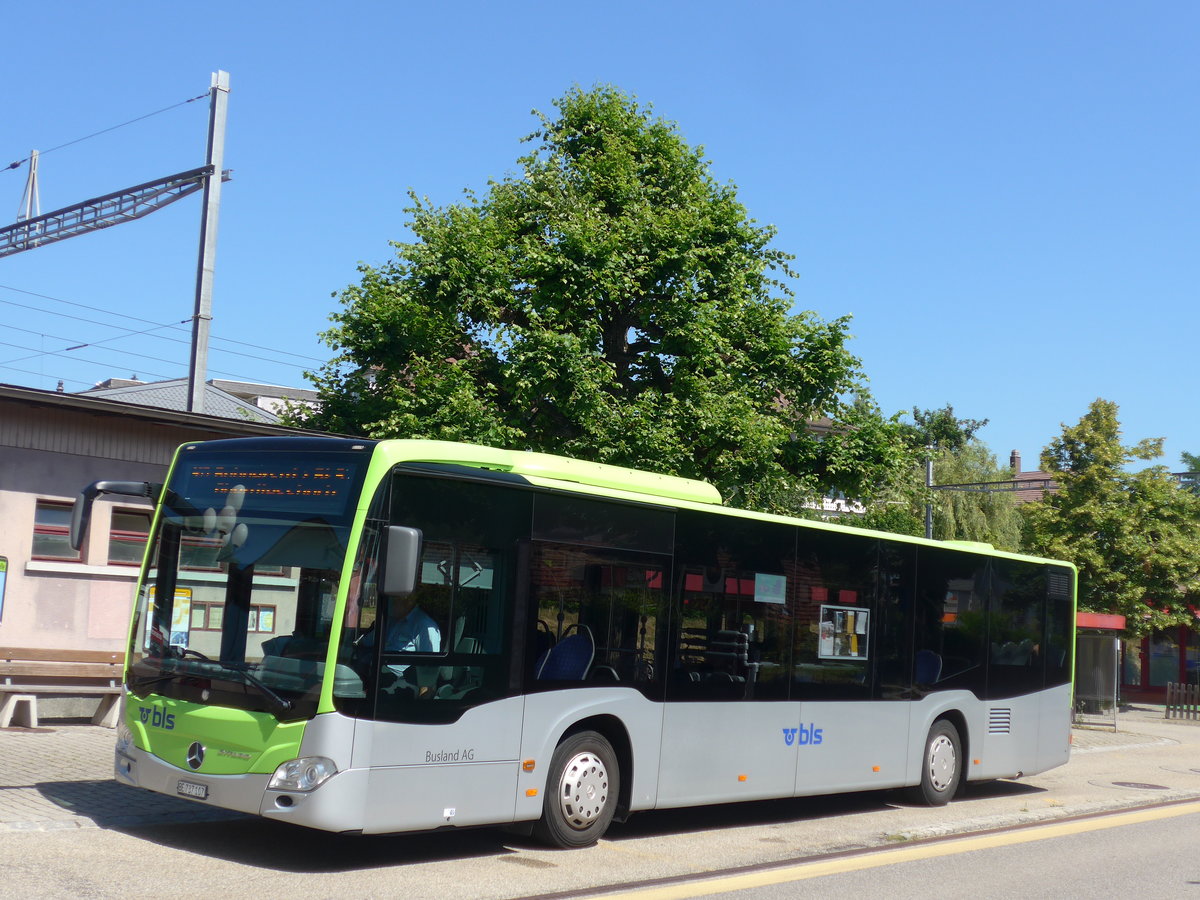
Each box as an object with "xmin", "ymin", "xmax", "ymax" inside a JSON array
[{"xmin": 186, "ymin": 742, "xmax": 206, "ymax": 770}]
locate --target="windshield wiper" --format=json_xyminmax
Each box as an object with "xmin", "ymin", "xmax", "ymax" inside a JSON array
[
  {"xmin": 130, "ymin": 672, "xmax": 179, "ymax": 693},
  {"xmin": 131, "ymin": 660, "xmax": 292, "ymax": 715},
  {"xmin": 221, "ymin": 663, "xmax": 293, "ymax": 714}
]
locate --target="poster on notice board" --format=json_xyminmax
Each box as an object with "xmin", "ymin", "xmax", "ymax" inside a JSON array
[{"xmin": 818, "ymin": 604, "xmax": 869, "ymax": 660}]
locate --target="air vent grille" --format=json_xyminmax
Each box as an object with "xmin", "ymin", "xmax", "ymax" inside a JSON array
[
  {"xmin": 1047, "ymin": 568, "xmax": 1071, "ymax": 598},
  {"xmin": 988, "ymin": 708, "xmax": 1013, "ymax": 734}
]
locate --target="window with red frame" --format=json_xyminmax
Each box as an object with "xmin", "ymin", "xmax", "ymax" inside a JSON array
[
  {"xmin": 108, "ymin": 510, "xmax": 152, "ymax": 566},
  {"xmin": 32, "ymin": 501, "xmax": 80, "ymax": 561},
  {"xmin": 191, "ymin": 602, "xmax": 275, "ymax": 633}
]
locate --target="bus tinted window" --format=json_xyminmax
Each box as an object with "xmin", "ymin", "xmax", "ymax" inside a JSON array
[
  {"xmin": 533, "ymin": 492, "xmax": 673, "ymax": 555},
  {"xmin": 914, "ymin": 548, "xmax": 988, "ymax": 696},
  {"xmin": 791, "ymin": 529, "xmax": 877, "ymax": 700},
  {"xmin": 529, "ymin": 542, "xmax": 668, "ymax": 697},
  {"xmin": 669, "ymin": 512, "xmax": 794, "ymax": 701},
  {"xmin": 987, "ymin": 558, "xmax": 1047, "ymax": 699},
  {"xmin": 339, "ymin": 473, "xmax": 530, "ymax": 722},
  {"xmin": 876, "ymin": 541, "xmax": 916, "ymax": 700},
  {"xmin": 1044, "ymin": 566, "xmax": 1074, "ymax": 688}
]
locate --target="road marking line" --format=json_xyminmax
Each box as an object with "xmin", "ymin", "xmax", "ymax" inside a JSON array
[{"xmin": 603, "ymin": 800, "xmax": 1200, "ymax": 899}]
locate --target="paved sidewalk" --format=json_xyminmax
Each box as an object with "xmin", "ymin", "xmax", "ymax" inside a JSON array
[
  {"xmin": 0, "ymin": 723, "xmax": 243, "ymax": 832},
  {"xmin": 0, "ymin": 705, "xmax": 1195, "ymax": 834}
]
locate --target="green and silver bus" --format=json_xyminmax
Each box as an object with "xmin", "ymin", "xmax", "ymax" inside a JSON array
[{"xmin": 72, "ymin": 437, "xmax": 1076, "ymax": 847}]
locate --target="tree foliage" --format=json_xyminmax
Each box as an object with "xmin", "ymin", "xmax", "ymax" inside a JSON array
[
  {"xmin": 928, "ymin": 442, "xmax": 1023, "ymax": 549},
  {"xmin": 294, "ymin": 85, "xmax": 910, "ymax": 513},
  {"xmin": 901, "ymin": 404, "xmax": 989, "ymax": 453},
  {"xmin": 1021, "ymin": 399, "xmax": 1200, "ymax": 635},
  {"xmin": 862, "ymin": 406, "xmax": 1016, "ymax": 546},
  {"xmin": 860, "ymin": 433, "xmax": 1022, "ymax": 550}
]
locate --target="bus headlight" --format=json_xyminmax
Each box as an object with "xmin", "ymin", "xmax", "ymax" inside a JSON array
[{"xmin": 268, "ymin": 757, "xmax": 337, "ymax": 792}]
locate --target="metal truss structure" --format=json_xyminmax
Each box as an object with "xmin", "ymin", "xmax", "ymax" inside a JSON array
[{"xmin": 0, "ymin": 166, "xmax": 230, "ymax": 258}]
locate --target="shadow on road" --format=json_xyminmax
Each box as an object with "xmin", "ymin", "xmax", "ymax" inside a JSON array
[
  {"xmin": 32, "ymin": 775, "xmax": 1046, "ymax": 873},
  {"xmin": 36, "ymin": 780, "xmax": 243, "ymax": 827},
  {"xmin": 122, "ymin": 818, "xmax": 518, "ymax": 871},
  {"xmin": 605, "ymin": 778, "xmax": 1043, "ymax": 843}
]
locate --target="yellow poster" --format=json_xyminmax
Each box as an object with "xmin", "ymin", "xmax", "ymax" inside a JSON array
[{"xmin": 146, "ymin": 587, "xmax": 193, "ymax": 649}]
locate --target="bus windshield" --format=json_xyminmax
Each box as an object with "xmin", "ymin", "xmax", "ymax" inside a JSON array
[{"xmin": 127, "ymin": 444, "xmax": 371, "ymax": 720}]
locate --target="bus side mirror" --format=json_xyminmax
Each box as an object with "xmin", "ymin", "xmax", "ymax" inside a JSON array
[
  {"xmin": 70, "ymin": 481, "xmax": 161, "ymax": 551},
  {"xmin": 381, "ymin": 526, "xmax": 422, "ymax": 597}
]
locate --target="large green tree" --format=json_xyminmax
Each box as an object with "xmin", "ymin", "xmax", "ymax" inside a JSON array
[
  {"xmin": 295, "ymin": 86, "xmax": 909, "ymax": 513},
  {"xmin": 1022, "ymin": 399, "xmax": 1200, "ymax": 634}
]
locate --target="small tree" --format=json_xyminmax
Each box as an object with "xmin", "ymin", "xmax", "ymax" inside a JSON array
[
  {"xmin": 1022, "ymin": 399, "xmax": 1200, "ymax": 634},
  {"xmin": 295, "ymin": 85, "xmax": 910, "ymax": 513},
  {"xmin": 862, "ymin": 406, "xmax": 1020, "ymax": 548},
  {"xmin": 902, "ymin": 404, "xmax": 988, "ymax": 453}
]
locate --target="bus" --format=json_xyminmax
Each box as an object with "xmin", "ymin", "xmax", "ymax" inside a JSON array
[{"xmin": 71, "ymin": 437, "xmax": 1076, "ymax": 847}]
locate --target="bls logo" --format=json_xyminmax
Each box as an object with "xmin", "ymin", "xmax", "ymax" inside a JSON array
[
  {"xmin": 139, "ymin": 706, "xmax": 176, "ymax": 730},
  {"xmin": 782, "ymin": 724, "xmax": 823, "ymax": 747}
]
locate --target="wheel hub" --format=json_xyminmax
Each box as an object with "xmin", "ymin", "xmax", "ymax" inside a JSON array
[
  {"xmin": 557, "ymin": 751, "xmax": 610, "ymax": 830},
  {"xmin": 928, "ymin": 734, "xmax": 956, "ymax": 792}
]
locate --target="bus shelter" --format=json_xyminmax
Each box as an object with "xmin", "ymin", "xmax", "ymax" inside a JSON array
[{"xmin": 1073, "ymin": 612, "xmax": 1127, "ymax": 730}]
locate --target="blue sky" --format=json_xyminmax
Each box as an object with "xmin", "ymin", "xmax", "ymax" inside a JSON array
[{"xmin": 3, "ymin": 2, "xmax": 1196, "ymax": 472}]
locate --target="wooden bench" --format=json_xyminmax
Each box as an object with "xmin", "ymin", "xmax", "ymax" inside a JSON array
[{"xmin": 0, "ymin": 647, "xmax": 124, "ymax": 728}]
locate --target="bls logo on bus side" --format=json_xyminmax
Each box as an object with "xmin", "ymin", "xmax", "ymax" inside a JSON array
[
  {"xmin": 782, "ymin": 724, "xmax": 823, "ymax": 746},
  {"xmin": 139, "ymin": 706, "xmax": 176, "ymax": 730}
]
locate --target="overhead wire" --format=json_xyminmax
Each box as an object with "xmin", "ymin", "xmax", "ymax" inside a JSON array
[
  {"xmin": 0, "ymin": 361, "xmax": 94, "ymax": 389},
  {"xmin": 0, "ymin": 331, "xmax": 271, "ymax": 383},
  {"xmin": 0, "ymin": 297, "xmax": 327, "ymax": 389},
  {"xmin": 5, "ymin": 93, "xmax": 209, "ymax": 174},
  {"xmin": 0, "ymin": 329, "xmax": 289, "ymax": 384},
  {"xmin": 0, "ymin": 338, "xmax": 176, "ymax": 381},
  {"xmin": 3, "ymin": 321, "xmax": 188, "ymax": 370},
  {"xmin": 0, "ymin": 300, "xmax": 305, "ymax": 384},
  {"xmin": 0, "ymin": 283, "xmax": 327, "ymax": 367}
]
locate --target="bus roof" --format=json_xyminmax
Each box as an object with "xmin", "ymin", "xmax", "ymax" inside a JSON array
[
  {"xmin": 178, "ymin": 436, "xmax": 1073, "ymax": 570},
  {"xmin": 377, "ymin": 439, "xmax": 724, "ymax": 506}
]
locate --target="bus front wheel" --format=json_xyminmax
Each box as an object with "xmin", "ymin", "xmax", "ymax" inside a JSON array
[
  {"xmin": 534, "ymin": 730, "xmax": 619, "ymax": 848},
  {"xmin": 912, "ymin": 719, "xmax": 961, "ymax": 806}
]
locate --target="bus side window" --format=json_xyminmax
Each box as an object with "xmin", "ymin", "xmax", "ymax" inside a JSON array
[
  {"xmin": 875, "ymin": 542, "xmax": 915, "ymax": 700},
  {"xmin": 528, "ymin": 543, "xmax": 667, "ymax": 698},
  {"xmin": 914, "ymin": 548, "xmax": 988, "ymax": 697},
  {"xmin": 987, "ymin": 558, "xmax": 1047, "ymax": 699},
  {"xmin": 790, "ymin": 530, "xmax": 875, "ymax": 701},
  {"xmin": 669, "ymin": 511, "xmax": 794, "ymax": 702}
]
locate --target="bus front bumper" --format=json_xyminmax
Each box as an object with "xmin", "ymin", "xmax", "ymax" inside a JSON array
[{"xmin": 114, "ymin": 744, "xmax": 370, "ymax": 832}]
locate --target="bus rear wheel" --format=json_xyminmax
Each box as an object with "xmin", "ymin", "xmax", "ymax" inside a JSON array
[
  {"xmin": 912, "ymin": 719, "xmax": 961, "ymax": 806},
  {"xmin": 533, "ymin": 730, "xmax": 619, "ymax": 848}
]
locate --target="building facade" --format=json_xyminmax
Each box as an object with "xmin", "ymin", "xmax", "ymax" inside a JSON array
[{"xmin": 0, "ymin": 383, "xmax": 307, "ymax": 680}]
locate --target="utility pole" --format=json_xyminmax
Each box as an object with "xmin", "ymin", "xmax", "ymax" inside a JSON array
[
  {"xmin": 186, "ymin": 70, "xmax": 230, "ymax": 414},
  {"xmin": 925, "ymin": 459, "xmax": 1054, "ymax": 539},
  {"xmin": 924, "ymin": 453, "xmax": 935, "ymax": 540}
]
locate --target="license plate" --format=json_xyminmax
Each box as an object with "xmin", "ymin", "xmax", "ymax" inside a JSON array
[{"xmin": 176, "ymin": 780, "xmax": 209, "ymax": 800}]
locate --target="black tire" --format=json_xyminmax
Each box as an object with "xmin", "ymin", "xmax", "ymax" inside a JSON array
[
  {"xmin": 911, "ymin": 719, "xmax": 962, "ymax": 806},
  {"xmin": 533, "ymin": 730, "xmax": 619, "ymax": 848}
]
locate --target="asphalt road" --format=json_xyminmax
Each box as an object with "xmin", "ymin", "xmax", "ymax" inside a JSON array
[{"xmin": 659, "ymin": 802, "xmax": 1200, "ymax": 899}]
